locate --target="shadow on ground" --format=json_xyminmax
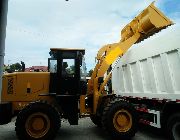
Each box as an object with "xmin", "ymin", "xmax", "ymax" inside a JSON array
[
  {"xmin": 56, "ymin": 118, "xmax": 111, "ymax": 140},
  {"xmin": 137, "ymin": 124, "xmax": 168, "ymax": 140}
]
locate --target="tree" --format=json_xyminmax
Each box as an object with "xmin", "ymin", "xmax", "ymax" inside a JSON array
[
  {"xmin": 87, "ymin": 69, "xmax": 93, "ymax": 77},
  {"xmin": 9, "ymin": 63, "xmax": 22, "ymax": 72},
  {"xmin": 66, "ymin": 65, "xmax": 75, "ymax": 75},
  {"xmin": 3, "ymin": 64, "xmax": 7, "ymax": 72}
]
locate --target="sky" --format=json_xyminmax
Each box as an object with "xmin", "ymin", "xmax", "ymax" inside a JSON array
[{"xmin": 5, "ymin": 0, "xmax": 180, "ymax": 71}]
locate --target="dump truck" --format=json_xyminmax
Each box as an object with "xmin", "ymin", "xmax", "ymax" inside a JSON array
[
  {"xmin": 0, "ymin": 2, "xmax": 173, "ymax": 140},
  {"xmin": 112, "ymin": 29, "xmax": 180, "ymax": 140}
]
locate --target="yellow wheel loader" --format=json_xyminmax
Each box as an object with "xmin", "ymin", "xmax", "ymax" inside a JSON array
[{"xmin": 0, "ymin": 3, "xmax": 173, "ymax": 140}]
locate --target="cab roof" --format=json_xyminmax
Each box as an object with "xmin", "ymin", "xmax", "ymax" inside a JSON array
[
  {"xmin": 50, "ymin": 48, "xmax": 85, "ymax": 55},
  {"xmin": 50, "ymin": 48, "xmax": 85, "ymax": 51}
]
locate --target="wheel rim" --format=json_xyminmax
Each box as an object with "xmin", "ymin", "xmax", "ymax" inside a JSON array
[
  {"xmin": 172, "ymin": 122, "xmax": 180, "ymax": 140},
  {"xmin": 25, "ymin": 112, "xmax": 50, "ymax": 138},
  {"xmin": 113, "ymin": 109, "xmax": 132, "ymax": 132}
]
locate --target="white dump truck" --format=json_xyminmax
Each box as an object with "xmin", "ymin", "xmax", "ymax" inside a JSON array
[{"xmin": 112, "ymin": 27, "xmax": 180, "ymax": 140}]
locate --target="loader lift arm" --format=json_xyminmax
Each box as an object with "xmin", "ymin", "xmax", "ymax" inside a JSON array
[{"xmin": 87, "ymin": 2, "xmax": 173, "ymax": 114}]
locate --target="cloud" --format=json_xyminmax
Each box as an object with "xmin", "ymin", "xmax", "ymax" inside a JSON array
[{"xmin": 5, "ymin": 0, "xmax": 179, "ymax": 71}]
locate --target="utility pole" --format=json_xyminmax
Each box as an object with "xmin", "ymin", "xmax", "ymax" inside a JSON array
[{"xmin": 0, "ymin": 0, "xmax": 8, "ymax": 101}]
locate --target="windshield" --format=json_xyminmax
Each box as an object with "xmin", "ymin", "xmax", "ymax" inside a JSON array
[{"xmin": 80, "ymin": 56, "xmax": 87, "ymax": 81}]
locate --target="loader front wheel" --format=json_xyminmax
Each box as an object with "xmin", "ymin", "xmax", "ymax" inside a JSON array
[
  {"xmin": 167, "ymin": 113, "xmax": 180, "ymax": 140},
  {"xmin": 102, "ymin": 98, "xmax": 137, "ymax": 139},
  {"xmin": 15, "ymin": 101, "xmax": 60, "ymax": 140}
]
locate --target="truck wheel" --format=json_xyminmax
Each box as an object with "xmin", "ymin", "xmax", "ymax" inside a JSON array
[
  {"xmin": 90, "ymin": 115, "xmax": 102, "ymax": 127},
  {"xmin": 15, "ymin": 101, "xmax": 60, "ymax": 140},
  {"xmin": 102, "ymin": 98, "xmax": 137, "ymax": 139},
  {"xmin": 167, "ymin": 113, "xmax": 180, "ymax": 140}
]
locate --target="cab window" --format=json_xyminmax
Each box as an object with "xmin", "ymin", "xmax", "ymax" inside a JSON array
[
  {"xmin": 49, "ymin": 59, "xmax": 57, "ymax": 73},
  {"xmin": 62, "ymin": 59, "xmax": 75, "ymax": 77}
]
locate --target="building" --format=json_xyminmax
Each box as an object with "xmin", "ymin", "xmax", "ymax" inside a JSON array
[{"xmin": 25, "ymin": 66, "xmax": 48, "ymax": 72}]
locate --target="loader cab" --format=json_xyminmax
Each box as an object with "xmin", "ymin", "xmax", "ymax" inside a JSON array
[
  {"xmin": 48, "ymin": 48, "xmax": 86, "ymax": 125},
  {"xmin": 48, "ymin": 48, "xmax": 86, "ymax": 95}
]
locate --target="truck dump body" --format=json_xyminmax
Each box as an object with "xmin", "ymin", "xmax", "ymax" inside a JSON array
[
  {"xmin": 112, "ymin": 37, "xmax": 180, "ymax": 101},
  {"xmin": 112, "ymin": 30, "xmax": 180, "ymax": 140}
]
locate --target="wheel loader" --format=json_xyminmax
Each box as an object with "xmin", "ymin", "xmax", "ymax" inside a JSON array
[{"xmin": 0, "ymin": 2, "xmax": 173, "ymax": 140}]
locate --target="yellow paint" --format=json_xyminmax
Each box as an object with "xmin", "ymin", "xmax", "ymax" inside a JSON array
[
  {"xmin": 80, "ymin": 95, "xmax": 86, "ymax": 114},
  {"xmin": 113, "ymin": 109, "xmax": 132, "ymax": 132},
  {"xmin": 1, "ymin": 72, "xmax": 52, "ymax": 112},
  {"xmin": 27, "ymin": 82, "xmax": 31, "ymax": 88},
  {"xmin": 96, "ymin": 45, "xmax": 109, "ymax": 60},
  {"xmin": 92, "ymin": 77, "xmax": 101, "ymax": 114},
  {"xmin": 105, "ymin": 47, "xmax": 123, "ymax": 65}
]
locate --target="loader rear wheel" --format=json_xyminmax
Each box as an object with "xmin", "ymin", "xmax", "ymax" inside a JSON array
[
  {"xmin": 15, "ymin": 101, "xmax": 60, "ymax": 140},
  {"xmin": 102, "ymin": 98, "xmax": 137, "ymax": 139}
]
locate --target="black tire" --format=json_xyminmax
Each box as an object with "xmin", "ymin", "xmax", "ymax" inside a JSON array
[
  {"xmin": 15, "ymin": 101, "xmax": 61, "ymax": 140},
  {"xmin": 167, "ymin": 113, "xmax": 180, "ymax": 140},
  {"xmin": 90, "ymin": 115, "xmax": 102, "ymax": 127},
  {"xmin": 102, "ymin": 98, "xmax": 137, "ymax": 139}
]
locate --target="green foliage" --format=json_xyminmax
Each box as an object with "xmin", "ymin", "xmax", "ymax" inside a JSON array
[
  {"xmin": 66, "ymin": 65, "xmax": 75, "ymax": 74},
  {"xmin": 8, "ymin": 63, "xmax": 22, "ymax": 72},
  {"xmin": 88, "ymin": 69, "xmax": 93, "ymax": 77},
  {"xmin": 3, "ymin": 65, "xmax": 7, "ymax": 72}
]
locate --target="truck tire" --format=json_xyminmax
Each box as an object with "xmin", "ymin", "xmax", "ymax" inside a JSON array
[
  {"xmin": 90, "ymin": 115, "xmax": 102, "ymax": 127},
  {"xmin": 15, "ymin": 101, "xmax": 60, "ymax": 140},
  {"xmin": 167, "ymin": 113, "xmax": 180, "ymax": 140},
  {"xmin": 102, "ymin": 98, "xmax": 137, "ymax": 139}
]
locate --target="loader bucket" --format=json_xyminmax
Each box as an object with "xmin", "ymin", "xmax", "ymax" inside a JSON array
[{"xmin": 121, "ymin": 2, "xmax": 173, "ymax": 43}]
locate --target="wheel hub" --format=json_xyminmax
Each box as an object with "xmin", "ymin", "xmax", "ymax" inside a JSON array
[
  {"xmin": 113, "ymin": 109, "xmax": 132, "ymax": 132},
  {"xmin": 25, "ymin": 112, "xmax": 50, "ymax": 138},
  {"xmin": 32, "ymin": 117, "xmax": 44, "ymax": 130},
  {"xmin": 117, "ymin": 114, "xmax": 128, "ymax": 127}
]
